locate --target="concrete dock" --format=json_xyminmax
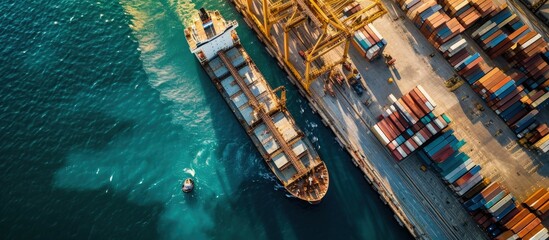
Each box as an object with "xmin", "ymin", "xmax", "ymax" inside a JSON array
[{"xmin": 230, "ymin": 0, "xmax": 549, "ymax": 238}]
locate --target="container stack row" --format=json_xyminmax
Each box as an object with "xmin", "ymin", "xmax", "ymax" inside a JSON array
[
  {"xmin": 468, "ymin": 5, "xmax": 549, "ymax": 109},
  {"xmin": 466, "ymin": 184, "xmax": 519, "ymax": 238},
  {"xmin": 417, "ymin": 130, "xmax": 549, "ymax": 239},
  {"xmin": 395, "ymin": 0, "xmax": 549, "ymax": 154},
  {"xmin": 470, "ymin": 7, "xmax": 522, "ymax": 59},
  {"xmin": 416, "ymin": 130, "xmax": 527, "ymax": 238},
  {"xmin": 470, "ymin": 67, "xmax": 544, "ymax": 136},
  {"xmin": 494, "ymin": 188, "xmax": 549, "ymax": 240},
  {"xmin": 370, "ymin": 85, "xmax": 452, "ymax": 161},
  {"xmin": 519, "ymin": 122, "xmax": 549, "ymax": 153},
  {"xmin": 351, "ymin": 23, "xmax": 387, "ymax": 61},
  {"xmin": 440, "ymin": 0, "xmax": 482, "ymax": 28},
  {"xmin": 398, "ymin": 0, "xmax": 466, "ymax": 48},
  {"xmin": 417, "ymin": 130, "xmax": 485, "ymax": 196}
]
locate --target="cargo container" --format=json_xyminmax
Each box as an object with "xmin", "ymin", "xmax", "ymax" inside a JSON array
[
  {"xmin": 511, "ymin": 213, "xmax": 536, "ymax": 233},
  {"xmin": 462, "ymin": 178, "xmax": 491, "ymax": 200},
  {"xmin": 517, "ymin": 218, "xmax": 541, "ymax": 239},
  {"xmin": 493, "ymin": 203, "xmax": 516, "ymax": 222},
  {"xmin": 453, "ymin": 165, "xmax": 481, "ymax": 186},
  {"xmin": 500, "ymin": 206, "xmax": 522, "ymax": 225},
  {"xmin": 488, "ymin": 194, "xmax": 514, "ymax": 214},
  {"xmin": 524, "ymin": 188, "xmax": 548, "ymax": 207},
  {"xmin": 457, "ymin": 174, "xmax": 483, "ymax": 196},
  {"xmin": 529, "ymin": 191, "xmax": 549, "ymax": 210},
  {"xmin": 443, "ymin": 158, "xmax": 474, "ymax": 182},
  {"xmin": 485, "ymin": 190, "xmax": 507, "ymax": 209},
  {"xmin": 536, "ymin": 200, "xmax": 549, "ymax": 217},
  {"xmin": 504, "ymin": 208, "xmax": 529, "ymax": 230},
  {"xmin": 522, "ymin": 224, "xmax": 546, "ymax": 240}
]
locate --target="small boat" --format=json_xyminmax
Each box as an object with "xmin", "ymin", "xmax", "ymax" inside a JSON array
[{"xmin": 182, "ymin": 178, "xmax": 194, "ymax": 193}]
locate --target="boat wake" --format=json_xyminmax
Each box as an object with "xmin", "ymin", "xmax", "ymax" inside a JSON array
[{"xmin": 183, "ymin": 167, "xmax": 195, "ymax": 177}]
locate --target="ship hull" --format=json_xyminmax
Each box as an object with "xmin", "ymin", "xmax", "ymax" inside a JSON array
[{"xmin": 197, "ymin": 45, "xmax": 328, "ymax": 203}]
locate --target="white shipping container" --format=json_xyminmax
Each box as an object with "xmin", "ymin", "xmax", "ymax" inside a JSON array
[
  {"xmin": 541, "ymin": 143, "xmax": 549, "ymax": 153},
  {"xmin": 496, "ymin": 14, "xmax": 517, "ymax": 29},
  {"xmin": 439, "ymin": 35, "xmax": 463, "ymax": 52},
  {"xmin": 417, "ymin": 133, "xmax": 426, "ymax": 143},
  {"xmin": 539, "ymin": 138, "xmax": 549, "ymax": 150},
  {"xmin": 425, "ymin": 101, "xmax": 434, "ymax": 111},
  {"xmin": 448, "ymin": 39, "xmax": 467, "ymax": 52},
  {"xmin": 405, "ymin": 141, "xmax": 415, "ymax": 152},
  {"xmin": 530, "ymin": 228, "xmax": 549, "ymax": 240},
  {"xmin": 426, "ymin": 123, "xmax": 437, "ymax": 135},
  {"xmin": 412, "ymin": 135, "xmax": 422, "ymax": 145},
  {"xmin": 417, "ymin": 85, "xmax": 437, "ymax": 107},
  {"xmin": 474, "ymin": 21, "xmax": 496, "ymax": 38},
  {"xmin": 366, "ymin": 45, "xmax": 380, "ymax": 59},
  {"xmin": 488, "ymin": 194, "xmax": 514, "ymax": 213},
  {"xmin": 521, "ymin": 33, "xmax": 542, "ymax": 49},
  {"xmin": 434, "ymin": 118, "xmax": 445, "ymax": 129},
  {"xmin": 368, "ymin": 23, "xmax": 384, "ymax": 42},
  {"xmin": 457, "ymin": 175, "xmax": 483, "ymax": 196},
  {"xmin": 448, "ymin": 40, "xmax": 468, "ymax": 57},
  {"xmin": 396, "ymin": 146, "xmax": 408, "ymax": 158},
  {"xmin": 390, "ymin": 95, "xmax": 416, "ymax": 124},
  {"xmin": 373, "ymin": 125, "xmax": 391, "ymax": 145},
  {"xmin": 443, "ymin": 159, "xmax": 473, "ymax": 181}
]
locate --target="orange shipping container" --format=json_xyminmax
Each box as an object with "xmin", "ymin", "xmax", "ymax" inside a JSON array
[
  {"xmin": 517, "ymin": 218, "xmax": 541, "ymax": 239},
  {"xmin": 504, "ymin": 208, "xmax": 529, "ymax": 230},
  {"xmin": 524, "ymin": 188, "xmax": 548, "ymax": 207},
  {"xmin": 511, "ymin": 213, "xmax": 536, "ymax": 233}
]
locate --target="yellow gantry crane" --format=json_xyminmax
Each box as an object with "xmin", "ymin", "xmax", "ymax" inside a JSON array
[{"xmin": 243, "ymin": 0, "xmax": 387, "ymax": 92}]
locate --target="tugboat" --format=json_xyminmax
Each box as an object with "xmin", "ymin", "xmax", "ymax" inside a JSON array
[{"xmin": 182, "ymin": 178, "xmax": 194, "ymax": 193}]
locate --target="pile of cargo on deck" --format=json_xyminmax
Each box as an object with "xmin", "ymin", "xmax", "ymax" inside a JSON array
[
  {"xmin": 396, "ymin": 0, "xmax": 549, "ymax": 153},
  {"xmin": 371, "ymin": 85, "xmax": 451, "ymax": 161},
  {"xmin": 416, "ymin": 129, "xmax": 548, "ymax": 238},
  {"xmin": 494, "ymin": 188, "xmax": 549, "ymax": 240},
  {"xmin": 351, "ymin": 23, "xmax": 387, "ymax": 61}
]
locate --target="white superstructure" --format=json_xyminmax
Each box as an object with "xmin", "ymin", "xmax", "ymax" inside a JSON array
[{"xmin": 184, "ymin": 8, "xmax": 239, "ymax": 63}]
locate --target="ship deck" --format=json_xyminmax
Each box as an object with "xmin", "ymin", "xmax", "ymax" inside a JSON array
[
  {"xmin": 201, "ymin": 45, "xmax": 328, "ymax": 202},
  {"xmin": 186, "ymin": 10, "xmax": 230, "ymax": 51}
]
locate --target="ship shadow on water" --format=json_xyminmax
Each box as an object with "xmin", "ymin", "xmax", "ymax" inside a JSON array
[{"xmin": 190, "ymin": 53, "xmax": 298, "ymax": 239}]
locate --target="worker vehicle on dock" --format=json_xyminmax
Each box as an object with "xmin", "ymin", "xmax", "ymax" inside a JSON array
[
  {"xmin": 184, "ymin": 8, "xmax": 329, "ymax": 203},
  {"xmin": 349, "ymin": 73, "xmax": 365, "ymax": 96}
]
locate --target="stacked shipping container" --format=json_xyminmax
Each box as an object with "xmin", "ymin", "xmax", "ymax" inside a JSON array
[
  {"xmin": 495, "ymin": 188, "xmax": 549, "ymax": 239},
  {"xmin": 395, "ymin": 0, "xmax": 549, "ymax": 153},
  {"xmin": 417, "ymin": 130, "xmax": 526, "ymax": 238},
  {"xmin": 370, "ymin": 85, "xmax": 451, "ymax": 161},
  {"xmin": 352, "ymin": 24, "xmax": 388, "ymax": 61}
]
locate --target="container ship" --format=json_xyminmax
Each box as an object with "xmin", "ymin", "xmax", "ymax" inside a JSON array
[{"xmin": 184, "ymin": 8, "xmax": 329, "ymax": 203}]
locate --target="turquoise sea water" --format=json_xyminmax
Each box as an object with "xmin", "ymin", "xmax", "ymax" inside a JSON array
[{"xmin": 0, "ymin": 0, "xmax": 412, "ymax": 239}]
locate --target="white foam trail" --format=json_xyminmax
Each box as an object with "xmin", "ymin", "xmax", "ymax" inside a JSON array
[{"xmin": 183, "ymin": 167, "xmax": 195, "ymax": 177}]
